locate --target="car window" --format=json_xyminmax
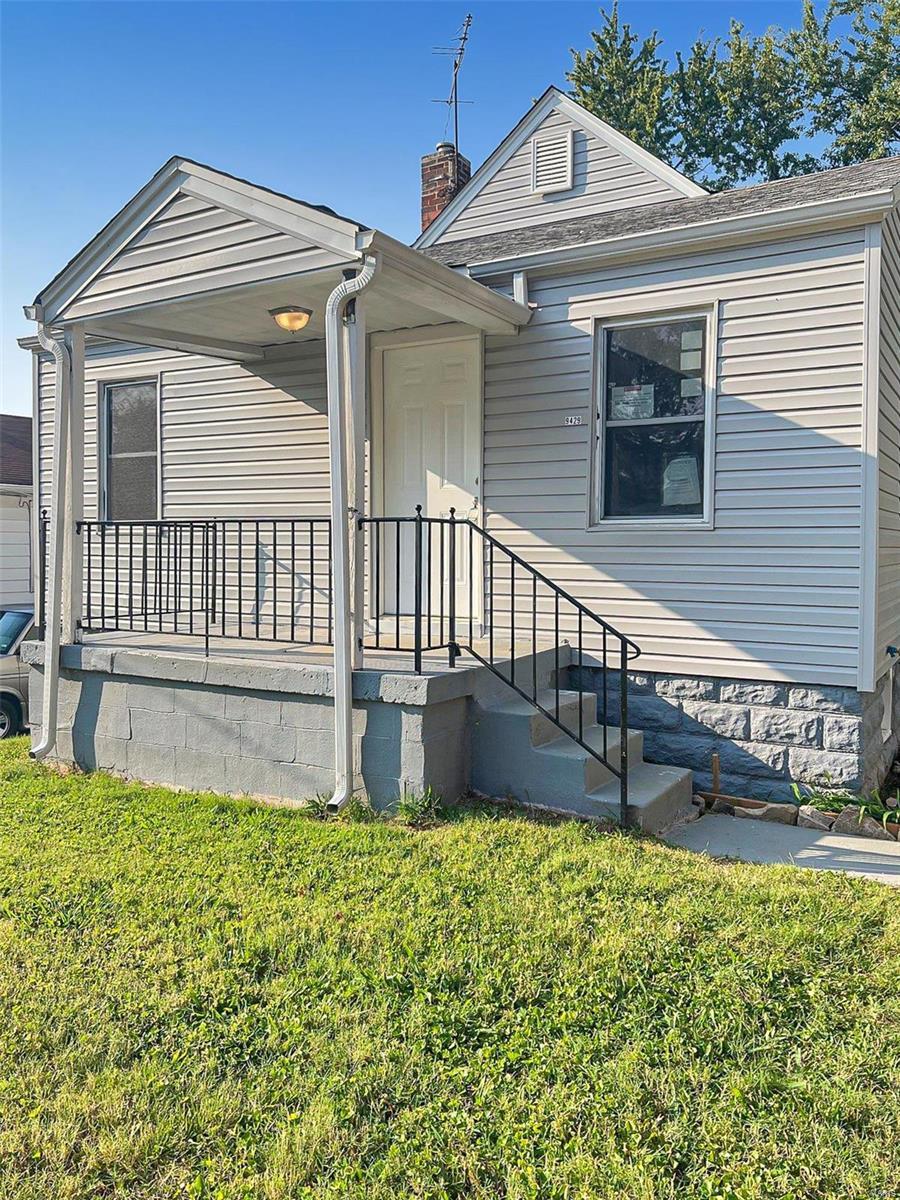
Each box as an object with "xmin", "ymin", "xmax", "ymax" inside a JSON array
[{"xmin": 0, "ymin": 611, "xmax": 33, "ymax": 655}]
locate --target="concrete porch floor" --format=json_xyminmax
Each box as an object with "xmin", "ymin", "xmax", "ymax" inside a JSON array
[
  {"xmin": 71, "ymin": 629, "xmax": 563, "ymax": 678},
  {"xmin": 664, "ymin": 813, "xmax": 900, "ymax": 887}
]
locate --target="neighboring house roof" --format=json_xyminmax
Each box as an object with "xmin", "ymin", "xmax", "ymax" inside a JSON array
[
  {"xmin": 0, "ymin": 414, "xmax": 33, "ymax": 487},
  {"xmin": 422, "ymin": 155, "xmax": 900, "ymax": 268},
  {"xmin": 414, "ymin": 87, "xmax": 707, "ymax": 250}
]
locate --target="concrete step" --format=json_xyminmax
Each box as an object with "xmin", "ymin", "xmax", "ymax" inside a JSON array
[
  {"xmin": 585, "ymin": 762, "xmax": 694, "ymax": 832},
  {"xmin": 470, "ymin": 673, "xmax": 692, "ymax": 834},
  {"xmin": 476, "ymin": 688, "xmax": 599, "ymax": 747},
  {"xmin": 534, "ymin": 725, "xmax": 644, "ymax": 797}
]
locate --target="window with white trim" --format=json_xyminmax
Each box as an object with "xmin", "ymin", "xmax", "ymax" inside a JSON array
[
  {"xmin": 102, "ymin": 380, "xmax": 159, "ymax": 521},
  {"xmin": 598, "ymin": 313, "xmax": 711, "ymax": 521}
]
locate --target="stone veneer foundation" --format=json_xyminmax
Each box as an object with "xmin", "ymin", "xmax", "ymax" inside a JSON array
[{"xmin": 572, "ymin": 665, "xmax": 900, "ymax": 803}]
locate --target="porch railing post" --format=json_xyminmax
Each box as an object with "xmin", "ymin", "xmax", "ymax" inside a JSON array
[
  {"xmin": 620, "ymin": 638, "xmax": 629, "ymax": 827},
  {"xmin": 413, "ymin": 505, "xmax": 423, "ymax": 674},
  {"xmin": 448, "ymin": 507, "xmax": 458, "ymax": 668}
]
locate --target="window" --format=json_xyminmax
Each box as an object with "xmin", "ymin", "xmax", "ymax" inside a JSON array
[
  {"xmin": 0, "ymin": 609, "xmax": 33, "ymax": 656},
  {"xmin": 102, "ymin": 380, "xmax": 158, "ymax": 521},
  {"xmin": 598, "ymin": 313, "xmax": 711, "ymax": 521}
]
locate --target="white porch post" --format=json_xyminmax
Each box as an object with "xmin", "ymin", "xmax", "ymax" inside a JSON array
[
  {"xmin": 345, "ymin": 294, "xmax": 367, "ymax": 670},
  {"xmin": 62, "ymin": 324, "xmax": 84, "ymax": 643},
  {"xmin": 324, "ymin": 256, "xmax": 378, "ymax": 812}
]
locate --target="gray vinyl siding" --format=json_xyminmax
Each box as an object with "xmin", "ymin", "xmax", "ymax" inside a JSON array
[
  {"xmin": 481, "ymin": 226, "xmax": 868, "ymax": 686},
  {"xmin": 64, "ymin": 194, "xmax": 346, "ymax": 321},
  {"xmin": 37, "ymin": 339, "xmax": 330, "ymax": 520},
  {"xmin": 876, "ymin": 207, "xmax": 900, "ymax": 677},
  {"xmin": 436, "ymin": 108, "xmax": 683, "ymax": 245}
]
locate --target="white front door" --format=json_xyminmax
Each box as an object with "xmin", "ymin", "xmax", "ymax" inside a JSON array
[{"xmin": 380, "ymin": 336, "xmax": 481, "ymax": 619}]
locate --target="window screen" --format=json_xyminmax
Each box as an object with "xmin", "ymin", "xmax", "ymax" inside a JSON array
[
  {"xmin": 601, "ymin": 317, "xmax": 707, "ymax": 519},
  {"xmin": 104, "ymin": 381, "xmax": 158, "ymax": 521}
]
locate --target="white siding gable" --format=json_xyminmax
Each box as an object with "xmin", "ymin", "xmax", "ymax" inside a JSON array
[
  {"xmin": 63, "ymin": 191, "xmax": 348, "ymax": 322},
  {"xmin": 420, "ymin": 91, "xmax": 704, "ymax": 248}
]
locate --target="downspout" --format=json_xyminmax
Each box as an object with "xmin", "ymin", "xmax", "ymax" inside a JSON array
[
  {"xmin": 324, "ymin": 255, "xmax": 378, "ymax": 812},
  {"xmin": 30, "ymin": 324, "xmax": 71, "ymax": 760}
]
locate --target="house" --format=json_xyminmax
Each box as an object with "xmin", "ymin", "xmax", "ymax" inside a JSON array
[
  {"xmin": 0, "ymin": 414, "xmax": 34, "ymax": 607},
  {"xmin": 19, "ymin": 86, "xmax": 900, "ymax": 829}
]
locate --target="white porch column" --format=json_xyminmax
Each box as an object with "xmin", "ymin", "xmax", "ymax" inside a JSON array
[
  {"xmin": 345, "ymin": 295, "xmax": 367, "ymax": 670},
  {"xmin": 324, "ymin": 256, "xmax": 378, "ymax": 812},
  {"xmin": 61, "ymin": 324, "xmax": 84, "ymax": 643}
]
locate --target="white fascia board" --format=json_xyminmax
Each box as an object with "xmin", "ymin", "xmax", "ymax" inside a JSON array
[
  {"xmin": 364, "ymin": 230, "xmax": 531, "ymax": 333},
  {"xmin": 552, "ymin": 93, "xmax": 706, "ymax": 199},
  {"xmin": 37, "ymin": 160, "xmax": 188, "ymax": 324},
  {"xmin": 178, "ymin": 169, "xmax": 360, "ymax": 258},
  {"xmin": 414, "ymin": 85, "xmax": 705, "ymax": 250},
  {"xmin": 465, "ymin": 189, "xmax": 898, "ymax": 278},
  {"xmin": 36, "ymin": 157, "xmax": 361, "ymax": 325}
]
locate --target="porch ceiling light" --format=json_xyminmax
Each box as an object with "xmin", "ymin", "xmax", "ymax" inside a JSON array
[{"xmin": 269, "ymin": 305, "xmax": 312, "ymax": 333}]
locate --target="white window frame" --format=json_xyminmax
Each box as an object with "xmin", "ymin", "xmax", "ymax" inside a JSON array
[
  {"xmin": 98, "ymin": 376, "xmax": 162, "ymax": 522},
  {"xmin": 591, "ymin": 304, "xmax": 718, "ymax": 530}
]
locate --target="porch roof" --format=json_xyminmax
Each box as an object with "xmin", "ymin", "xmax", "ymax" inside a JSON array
[{"xmin": 26, "ymin": 157, "xmax": 530, "ymax": 361}]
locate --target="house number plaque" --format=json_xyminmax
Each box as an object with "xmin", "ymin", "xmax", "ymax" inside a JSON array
[{"xmin": 564, "ymin": 415, "xmax": 584, "ymax": 426}]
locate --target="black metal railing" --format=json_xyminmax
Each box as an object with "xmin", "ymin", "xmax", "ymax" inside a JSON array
[
  {"xmin": 71, "ymin": 517, "xmax": 332, "ymax": 654},
  {"xmin": 360, "ymin": 506, "xmax": 640, "ymax": 824},
  {"xmin": 41, "ymin": 509, "xmax": 639, "ymax": 821}
]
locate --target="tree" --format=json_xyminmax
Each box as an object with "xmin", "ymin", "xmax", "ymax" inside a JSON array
[
  {"xmin": 567, "ymin": 1, "xmax": 899, "ymax": 191},
  {"xmin": 790, "ymin": 0, "xmax": 900, "ymax": 166}
]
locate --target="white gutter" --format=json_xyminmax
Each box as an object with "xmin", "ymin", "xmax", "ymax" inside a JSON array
[
  {"xmin": 462, "ymin": 188, "xmax": 898, "ymax": 278},
  {"xmin": 30, "ymin": 323, "xmax": 70, "ymax": 760},
  {"xmin": 324, "ymin": 255, "xmax": 378, "ymax": 813}
]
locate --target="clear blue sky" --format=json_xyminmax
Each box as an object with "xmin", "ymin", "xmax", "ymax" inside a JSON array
[{"xmin": 0, "ymin": 0, "xmax": 804, "ymax": 415}]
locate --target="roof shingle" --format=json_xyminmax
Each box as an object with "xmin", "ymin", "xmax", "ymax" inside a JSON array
[{"xmin": 421, "ymin": 156, "xmax": 900, "ymax": 267}]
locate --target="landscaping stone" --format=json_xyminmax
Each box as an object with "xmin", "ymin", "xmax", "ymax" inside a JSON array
[
  {"xmin": 797, "ymin": 805, "xmax": 836, "ymax": 831},
  {"xmin": 830, "ymin": 805, "xmax": 896, "ymax": 841}
]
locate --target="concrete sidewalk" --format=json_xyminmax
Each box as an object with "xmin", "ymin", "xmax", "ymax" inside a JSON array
[{"xmin": 664, "ymin": 813, "xmax": 900, "ymax": 886}]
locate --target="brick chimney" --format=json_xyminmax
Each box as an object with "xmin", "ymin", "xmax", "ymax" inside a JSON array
[{"xmin": 421, "ymin": 141, "xmax": 471, "ymax": 232}]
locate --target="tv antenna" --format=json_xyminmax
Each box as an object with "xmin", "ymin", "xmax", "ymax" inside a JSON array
[{"xmin": 432, "ymin": 13, "xmax": 474, "ymax": 172}]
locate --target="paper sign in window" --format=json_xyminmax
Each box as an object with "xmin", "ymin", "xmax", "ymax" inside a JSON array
[
  {"xmin": 662, "ymin": 455, "xmax": 701, "ymax": 507},
  {"xmin": 610, "ymin": 383, "xmax": 654, "ymax": 420},
  {"xmin": 680, "ymin": 350, "xmax": 702, "ymax": 371},
  {"xmin": 680, "ymin": 377, "xmax": 703, "ymax": 398}
]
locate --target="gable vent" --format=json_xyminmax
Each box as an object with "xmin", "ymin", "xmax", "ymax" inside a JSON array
[{"xmin": 531, "ymin": 128, "xmax": 574, "ymax": 194}]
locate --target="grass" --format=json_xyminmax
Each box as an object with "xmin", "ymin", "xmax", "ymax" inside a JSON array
[{"xmin": 0, "ymin": 738, "xmax": 898, "ymax": 1199}]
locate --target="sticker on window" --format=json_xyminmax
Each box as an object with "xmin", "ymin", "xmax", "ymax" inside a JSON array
[
  {"xmin": 680, "ymin": 378, "xmax": 703, "ymax": 398},
  {"xmin": 662, "ymin": 455, "xmax": 701, "ymax": 507},
  {"xmin": 680, "ymin": 350, "xmax": 702, "ymax": 371},
  {"xmin": 681, "ymin": 329, "xmax": 703, "ymax": 351},
  {"xmin": 610, "ymin": 384, "xmax": 654, "ymax": 420}
]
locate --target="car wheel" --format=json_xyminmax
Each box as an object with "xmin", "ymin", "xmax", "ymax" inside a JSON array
[{"xmin": 0, "ymin": 698, "xmax": 20, "ymax": 739}]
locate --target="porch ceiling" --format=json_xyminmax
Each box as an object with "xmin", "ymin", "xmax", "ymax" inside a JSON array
[{"xmin": 81, "ymin": 259, "xmax": 503, "ymax": 362}]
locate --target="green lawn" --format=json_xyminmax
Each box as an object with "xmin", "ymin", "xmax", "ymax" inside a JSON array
[{"xmin": 0, "ymin": 738, "xmax": 897, "ymax": 1200}]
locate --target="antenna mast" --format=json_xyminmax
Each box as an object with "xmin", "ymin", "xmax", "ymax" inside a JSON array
[{"xmin": 432, "ymin": 13, "xmax": 474, "ymax": 189}]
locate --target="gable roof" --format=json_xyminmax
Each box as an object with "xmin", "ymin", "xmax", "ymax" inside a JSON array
[
  {"xmin": 414, "ymin": 86, "xmax": 707, "ymax": 249},
  {"xmin": 31, "ymin": 157, "xmax": 368, "ymax": 325},
  {"xmin": 421, "ymin": 154, "xmax": 900, "ymax": 270},
  {"xmin": 0, "ymin": 415, "xmax": 33, "ymax": 487}
]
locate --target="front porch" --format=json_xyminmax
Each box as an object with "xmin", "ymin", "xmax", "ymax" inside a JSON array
[{"xmin": 25, "ymin": 154, "xmax": 687, "ymax": 825}]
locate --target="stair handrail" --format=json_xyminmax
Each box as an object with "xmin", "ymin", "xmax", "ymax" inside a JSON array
[{"xmin": 360, "ymin": 509, "xmax": 639, "ymax": 826}]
